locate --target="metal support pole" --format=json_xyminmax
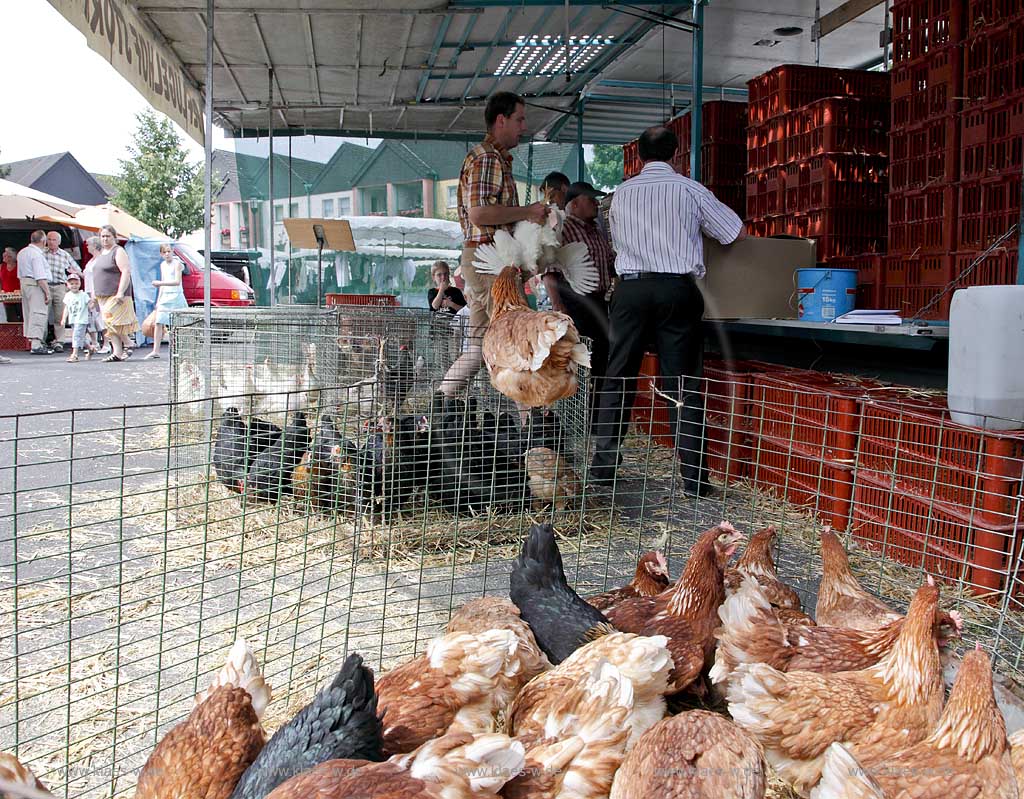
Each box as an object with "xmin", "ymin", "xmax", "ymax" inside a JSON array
[
  {"xmin": 576, "ymin": 97, "xmax": 585, "ymax": 181},
  {"xmin": 1018, "ymin": 162, "xmax": 1024, "ymax": 284},
  {"xmin": 203, "ymin": 0, "xmax": 213, "ymax": 396},
  {"xmin": 526, "ymin": 141, "xmax": 534, "ymax": 202},
  {"xmin": 268, "ymin": 68, "xmax": 276, "ymax": 306},
  {"xmin": 689, "ymin": 0, "xmax": 703, "ymax": 182}
]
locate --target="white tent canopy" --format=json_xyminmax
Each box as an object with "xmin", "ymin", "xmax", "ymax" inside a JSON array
[{"xmin": 342, "ymin": 216, "xmax": 463, "ymax": 251}]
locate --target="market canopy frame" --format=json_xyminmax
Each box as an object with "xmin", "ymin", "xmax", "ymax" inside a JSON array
[{"xmin": 52, "ymin": 0, "xmax": 887, "ymax": 147}]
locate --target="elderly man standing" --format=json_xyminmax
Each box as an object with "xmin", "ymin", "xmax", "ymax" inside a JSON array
[
  {"xmin": 590, "ymin": 125, "xmax": 745, "ymax": 497},
  {"xmin": 44, "ymin": 230, "xmax": 82, "ymax": 352},
  {"xmin": 438, "ymin": 91, "xmax": 547, "ymax": 398},
  {"xmin": 17, "ymin": 230, "xmax": 52, "ymax": 354}
]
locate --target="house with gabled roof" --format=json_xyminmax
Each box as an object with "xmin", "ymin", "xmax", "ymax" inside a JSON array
[{"xmin": 1, "ymin": 152, "xmax": 110, "ymax": 205}]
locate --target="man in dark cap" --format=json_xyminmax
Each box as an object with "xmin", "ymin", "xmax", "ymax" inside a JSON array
[{"xmin": 542, "ymin": 181, "xmax": 616, "ymax": 384}]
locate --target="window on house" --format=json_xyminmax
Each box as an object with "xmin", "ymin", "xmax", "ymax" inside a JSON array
[
  {"xmin": 322, "ymin": 198, "xmax": 335, "ymax": 217},
  {"xmin": 446, "ymin": 185, "xmax": 458, "ymax": 208},
  {"xmin": 339, "ymin": 197, "xmax": 352, "ymax": 215},
  {"xmin": 274, "ymin": 203, "xmax": 284, "ymax": 221},
  {"xmin": 290, "ymin": 202, "xmax": 300, "ymax": 217}
]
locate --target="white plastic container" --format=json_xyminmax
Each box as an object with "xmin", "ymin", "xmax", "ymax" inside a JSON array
[{"xmin": 948, "ymin": 285, "xmax": 1024, "ymax": 430}]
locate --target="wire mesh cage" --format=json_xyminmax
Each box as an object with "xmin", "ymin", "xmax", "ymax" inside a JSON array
[{"xmin": 4, "ymin": 340, "xmax": 1024, "ymax": 799}]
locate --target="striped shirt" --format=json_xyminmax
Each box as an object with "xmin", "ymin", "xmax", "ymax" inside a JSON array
[
  {"xmin": 558, "ymin": 214, "xmax": 616, "ymax": 294},
  {"xmin": 457, "ymin": 134, "xmax": 520, "ymax": 245},
  {"xmin": 609, "ymin": 161, "xmax": 743, "ymax": 278},
  {"xmin": 44, "ymin": 247, "xmax": 79, "ymax": 283}
]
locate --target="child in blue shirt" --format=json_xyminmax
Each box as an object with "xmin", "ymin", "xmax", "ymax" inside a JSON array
[{"xmin": 60, "ymin": 274, "xmax": 91, "ymax": 362}]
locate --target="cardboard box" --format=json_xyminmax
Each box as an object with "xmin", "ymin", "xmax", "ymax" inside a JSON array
[{"xmin": 698, "ymin": 235, "xmax": 816, "ymax": 320}]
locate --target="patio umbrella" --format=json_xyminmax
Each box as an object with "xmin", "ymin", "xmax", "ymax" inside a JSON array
[
  {"xmin": 0, "ymin": 178, "xmax": 83, "ymax": 217},
  {"xmin": 41, "ymin": 203, "xmax": 166, "ymax": 239}
]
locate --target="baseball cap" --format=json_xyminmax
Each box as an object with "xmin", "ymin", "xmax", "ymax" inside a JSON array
[
  {"xmin": 66, "ymin": 274, "xmax": 81, "ymax": 285},
  {"xmin": 564, "ymin": 181, "xmax": 608, "ymax": 205}
]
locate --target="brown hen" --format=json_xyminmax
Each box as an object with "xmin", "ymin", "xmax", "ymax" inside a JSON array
[
  {"xmin": 0, "ymin": 753, "xmax": 53, "ymax": 799},
  {"xmin": 482, "ymin": 266, "xmax": 590, "ymax": 407},
  {"xmin": 508, "ymin": 632, "xmax": 673, "ymax": 752},
  {"xmin": 445, "ymin": 596, "xmax": 551, "ymax": 679},
  {"xmin": 524, "ymin": 446, "xmax": 581, "ymax": 510},
  {"xmin": 136, "ymin": 686, "xmax": 266, "ymax": 799},
  {"xmin": 376, "ymin": 628, "xmax": 528, "ymax": 756},
  {"xmin": 609, "ymin": 710, "xmax": 766, "ymax": 799},
  {"xmin": 724, "ymin": 526, "xmax": 805, "ymax": 613},
  {"xmin": 816, "ymin": 527, "xmax": 901, "ymax": 631},
  {"xmin": 586, "ymin": 551, "xmax": 671, "ymax": 614},
  {"xmin": 137, "ymin": 639, "xmax": 270, "ymax": 799},
  {"xmin": 711, "ymin": 576, "xmax": 963, "ymax": 693},
  {"xmin": 727, "ymin": 577, "xmax": 949, "ymax": 796},
  {"xmin": 503, "ymin": 660, "xmax": 642, "ymax": 799},
  {"xmin": 813, "ymin": 646, "xmax": 1017, "ymax": 799},
  {"xmin": 605, "ymin": 522, "xmax": 745, "ymax": 694},
  {"xmin": 264, "ymin": 732, "xmax": 525, "ymax": 799}
]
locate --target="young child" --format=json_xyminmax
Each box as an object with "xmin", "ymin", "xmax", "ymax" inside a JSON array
[
  {"xmin": 146, "ymin": 243, "xmax": 188, "ymax": 360},
  {"xmin": 60, "ymin": 274, "xmax": 90, "ymax": 363}
]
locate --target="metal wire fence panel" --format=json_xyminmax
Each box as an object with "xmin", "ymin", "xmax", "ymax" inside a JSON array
[{"xmin": 4, "ymin": 347, "xmax": 1024, "ymax": 797}]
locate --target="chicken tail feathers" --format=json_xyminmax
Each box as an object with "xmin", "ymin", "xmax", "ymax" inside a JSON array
[
  {"xmin": 553, "ymin": 241, "xmax": 600, "ymax": 295},
  {"xmin": 195, "ymin": 638, "xmax": 272, "ymax": 719},
  {"xmin": 813, "ymin": 743, "xmax": 883, "ymax": 799},
  {"xmin": 403, "ymin": 733, "xmax": 526, "ymax": 795}
]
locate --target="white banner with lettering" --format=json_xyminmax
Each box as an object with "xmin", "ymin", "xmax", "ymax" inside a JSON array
[{"xmin": 47, "ymin": 0, "xmax": 205, "ymax": 146}]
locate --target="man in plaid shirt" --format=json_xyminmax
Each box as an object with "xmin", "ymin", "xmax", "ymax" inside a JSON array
[
  {"xmin": 44, "ymin": 230, "xmax": 82, "ymax": 352},
  {"xmin": 439, "ymin": 91, "xmax": 548, "ymax": 397}
]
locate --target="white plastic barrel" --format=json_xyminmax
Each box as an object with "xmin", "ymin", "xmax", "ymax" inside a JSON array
[{"xmin": 948, "ymin": 285, "xmax": 1024, "ymax": 430}]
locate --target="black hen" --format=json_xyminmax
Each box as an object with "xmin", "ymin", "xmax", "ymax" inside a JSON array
[
  {"xmin": 509, "ymin": 523, "xmax": 614, "ymax": 664},
  {"xmin": 305, "ymin": 414, "xmax": 357, "ymax": 513},
  {"xmin": 228, "ymin": 653, "xmax": 384, "ymax": 799},
  {"xmin": 213, "ymin": 408, "xmax": 251, "ymax": 493},
  {"xmin": 378, "ymin": 343, "xmax": 415, "ymax": 413},
  {"xmin": 244, "ymin": 411, "xmax": 310, "ymax": 503}
]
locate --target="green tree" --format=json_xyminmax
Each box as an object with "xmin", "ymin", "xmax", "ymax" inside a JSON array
[
  {"xmin": 586, "ymin": 144, "xmax": 624, "ymax": 191},
  {"xmin": 111, "ymin": 110, "xmax": 205, "ymax": 238}
]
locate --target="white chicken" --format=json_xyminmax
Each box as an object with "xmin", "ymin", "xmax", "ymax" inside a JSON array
[{"xmin": 472, "ymin": 206, "xmax": 599, "ymax": 295}]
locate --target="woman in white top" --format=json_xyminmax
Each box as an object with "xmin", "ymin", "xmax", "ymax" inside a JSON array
[
  {"xmin": 145, "ymin": 242, "xmax": 188, "ymax": 359},
  {"xmin": 83, "ymin": 236, "xmax": 105, "ymax": 354}
]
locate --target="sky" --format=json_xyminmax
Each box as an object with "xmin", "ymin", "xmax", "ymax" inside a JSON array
[{"xmin": 0, "ymin": 0, "xmax": 374, "ymax": 175}]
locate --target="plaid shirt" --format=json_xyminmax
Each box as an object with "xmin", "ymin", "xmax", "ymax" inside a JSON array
[
  {"xmin": 44, "ymin": 247, "xmax": 79, "ymax": 283},
  {"xmin": 558, "ymin": 214, "xmax": 616, "ymax": 295},
  {"xmin": 457, "ymin": 134, "xmax": 519, "ymax": 245}
]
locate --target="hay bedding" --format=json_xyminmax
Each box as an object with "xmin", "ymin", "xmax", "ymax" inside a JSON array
[{"xmin": 3, "ymin": 459, "xmax": 1021, "ymax": 799}]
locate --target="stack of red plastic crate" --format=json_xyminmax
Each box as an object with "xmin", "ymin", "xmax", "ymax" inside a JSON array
[
  {"xmin": 669, "ymin": 101, "xmax": 748, "ymax": 218},
  {"xmin": 954, "ymin": 1, "xmax": 1022, "ymax": 306},
  {"xmin": 884, "ymin": 0, "xmax": 967, "ymax": 319},
  {"xmin": 620, "ymin": 101, "xmax": 748, "ymax": 218},
  {"xmin": 745, "ymin": 65, "xmax": 890, "ymax": 308}
]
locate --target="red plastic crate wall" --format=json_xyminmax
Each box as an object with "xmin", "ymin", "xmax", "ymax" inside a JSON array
[
  {"xmin": 851, "ymin": 471, "xmax": 1017, "ymax": 594},
  {"xmin": 0, "ymin": 322, "xmax": 30, "ymax": 352},
  {"xmin": 623, "ymin": 140, "xmax": 641, "ymax": 180},
  {"xmin": 747, "ymin": 64, "xmax": 889, "ymax": 125}
]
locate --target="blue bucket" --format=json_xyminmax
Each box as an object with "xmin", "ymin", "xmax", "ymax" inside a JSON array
[{"xmin": 797, "ymin": 268, "xmax": 858, "ymax": 322}]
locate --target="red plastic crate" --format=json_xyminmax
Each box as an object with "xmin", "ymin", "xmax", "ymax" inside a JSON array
[
  {"xmin": 750, "ymin": 372, "xmax": 880, "ymax": 460},
  {"xmin": 746, "ymin": 117, "xmax": 788, "ymax": 170},
  {"xmin": 887, "ymin": 184, "xmax": 958, "ymax": 254},
  {"xmin": 890, "ymin": 115, "xmax": 960, "ymax": 190},
  {"xmin": 747, "ymin": 64, "xmax": 890, "ymax": 124},
  {"xmin": 676, "ymin": 142, "xmax": 747, "ymax": 185},
  {"xmin": 0, "ymin": 322, "xmax": 30, "ymax": 351},
  {"xmin": 677, "ymin": 101, "xmax": 749, "ymax": 145},
  {"xmin": 752, "ymin": 434, "xmax": 855, "ymax": 531},
  {"xmin": 825, "ymin": 254, "xmax": 884, "ymax": 284},
  {"xmin": 706, "ymin": 413, "xmax": 752, "ymax": 483},
  {"xmin": 952, "ymin": 248, "xmax": 1019, "ymax": 286},
  {"xmin": 967, "ymin": 0, "xmax": 1024, "ymax": 34},
  {"xmin": 959, "ymin": 174, "xmax": 1022, "ymax": 250},
  {"xmin": 960, "ymin": 97, "xmax": 1024, "ymax": 178},
  {"xmin": 623, "ymin": 140, "xmax": 641, "ymax": 179},
  {"xmin": 325, "ymin": 293, "xmax": 399, "ymax": 307},
  {"xmin": 858, "ymin": 400, "xmax": 1024, "ymax": 527},
  {"xmin": 789, "ymin": 209, "xmax": 888, "ymax": 260},
  {"xmin": 851, "ymin": 470, "xmax": 1016, "ymax": 594},
  {"xmin": 883, "ymin": 285, "xmax": 952, "ymax": 319},
  {"xmin": 764, "ymin": 165, "xmax": 786, "ymax": 216},
  {"xmin": 747, "ymin": 215, "xmax": 789, "ymax": 238},
  {"xmin": 784, "ymin": 96, "xmax": 890, "ymax": 162},
  {"xmin": 883, "ymin": 252, "xmax": 955, "ymax": 286},
  {"xmin": 892, "ymin": 45, "xmax": 963, "ymax": 126}
]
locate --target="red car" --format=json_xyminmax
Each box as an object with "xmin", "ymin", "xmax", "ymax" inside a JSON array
[{"xmin": 173, "ymin": 243, "xmax": 254, "ymax": 307}]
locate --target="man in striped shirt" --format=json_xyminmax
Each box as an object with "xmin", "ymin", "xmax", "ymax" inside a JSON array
[
  {"xmin": 590, "ymin": 125, "xmax": 745, "ymax": 497},
  {"xmin": 439, "ymin": 91, "xmax": 548, "ymax": 397}
]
